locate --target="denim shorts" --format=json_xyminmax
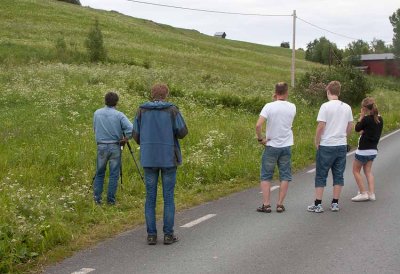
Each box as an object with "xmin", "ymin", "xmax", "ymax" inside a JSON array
[
  {"xmin": 355, "ymin": 154, "xmax": 376, "ymax": 164},
  {"xmin": 315, "ymin": 145, "xmax": 347, "ymax": 187},
  {"xmin": 260, "ymin": 146, "xmax": 292, "ymax": 182}
]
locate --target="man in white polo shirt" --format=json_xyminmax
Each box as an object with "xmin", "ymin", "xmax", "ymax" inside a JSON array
[
  {"xmin": 307, "ymin": 81, "xmax": 353, "ymax": 213},
  {"xmin": 256, "ymin": 82, "xmax": 296, "ymax": 213}
]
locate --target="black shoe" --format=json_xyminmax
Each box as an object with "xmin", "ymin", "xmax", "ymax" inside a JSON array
[
  {"xmin": 256, "ymin": 204, "xmax": 272, "ymax": 213},
  {"xmin": 164, "ymin": 234, "xmax": 179, "ymax": 245},
  {"xmin": 147, "ymin": 235, "xmax": 157, "ymax": 245}
]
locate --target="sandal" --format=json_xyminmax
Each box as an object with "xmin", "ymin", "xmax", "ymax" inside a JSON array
[
  {"xmin": 276, "ymin": 204, "xmax": 285, "ymax": 213},
  {"xmin": 257, "ymin": 204, "xmax": 272, "ymax": 213}
]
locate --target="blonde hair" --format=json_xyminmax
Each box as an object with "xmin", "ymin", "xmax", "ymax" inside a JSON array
[
  {"xmin": 326, "ymin": 81, "xmax": 341, "ymax": 96},
  {"xmin": 362, "ymin": 97, "xmax": 380, "ymax": 124}
]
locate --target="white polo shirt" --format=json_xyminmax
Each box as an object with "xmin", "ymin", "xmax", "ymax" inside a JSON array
[{"xmin": 260, "ymin": 100, "xmax": 296, "ymax": 148}]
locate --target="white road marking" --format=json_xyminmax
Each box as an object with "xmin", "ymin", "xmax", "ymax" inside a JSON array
[
  {"xmin": 306, "ymin": 130, "xmax": 400, "ymax": 174},
  {"xmin": 307, "ymin": 168, "xmax": 316, "ymax": 174},
  {"xmin": 71, "ymin": 268, "xmax": 95, "ymax": 274},
  {"xmin": 259, "ymin": 185, "xmax": 280, "ymax": 193},
  {"xmin": 270, "ymin": 185, "xmax": 280, "ymax": 191},
  {"xmin": 180, "ymin": 214, "xmax": 216, "ymax": 228},
  {"xmin": 380, "ymin": 128, "xmax": 400, "ymax": 141}
]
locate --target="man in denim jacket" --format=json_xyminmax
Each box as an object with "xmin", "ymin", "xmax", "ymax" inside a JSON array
[
  {"xmin": 93, "ymin": 91, "xmax": 133, "ymax": 205},
  {"xmin": 132, "ymin": 83, "xmax": 188, "ymax": 245}
]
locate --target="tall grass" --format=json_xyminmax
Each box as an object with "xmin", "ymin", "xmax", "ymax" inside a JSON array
[{"xmin": 0, "ymin": 1, "xmax": 399, "ymax": 273}]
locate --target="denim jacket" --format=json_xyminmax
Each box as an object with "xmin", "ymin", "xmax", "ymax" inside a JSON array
[
  {"xmin": 93, "ymin": 106, "xmax": 133, "ymax": 143},
  {"xmin": 132, "ymin": 101, "xmax": 188, "ymax": 167}
]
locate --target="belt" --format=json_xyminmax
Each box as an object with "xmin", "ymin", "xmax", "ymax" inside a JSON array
[{"xmin": 97, "ymin": 142, "xmax": 120, "ymax": 145}]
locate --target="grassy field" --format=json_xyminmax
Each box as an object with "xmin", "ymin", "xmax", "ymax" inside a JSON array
[{"xmin": 0, "ymin": 1, "xmax": 400, "ymax": 273}]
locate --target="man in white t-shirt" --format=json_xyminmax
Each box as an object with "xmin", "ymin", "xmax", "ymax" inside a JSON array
[
  {"xmin": 256, "ymin": 82, "xmax": 296, "ymax": 213},
  {"xmin": 307, "ymin": 81, "xmax": 353, "ymax": 213}
]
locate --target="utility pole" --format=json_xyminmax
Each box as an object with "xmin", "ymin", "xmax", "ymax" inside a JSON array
[{"xmin": 291, "ymin": 10, "xmax": 296, "ymax": 88}]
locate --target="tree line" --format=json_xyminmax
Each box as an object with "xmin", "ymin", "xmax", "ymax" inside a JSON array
[{"xmin": 303, "ymin": 9, "xmax": 400, "ymax": 66}]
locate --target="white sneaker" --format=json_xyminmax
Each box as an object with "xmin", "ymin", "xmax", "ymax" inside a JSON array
[
  {"xmin": 368, "ymin": 193, "xmax": 376, "ymax": 201},
  {"xmin": 351, "ymin": 192, "xmax": 369, "ymax": 202},
  {"xmin": 330, "ymin": 203, "xmax": 340, "ymax": 212}
]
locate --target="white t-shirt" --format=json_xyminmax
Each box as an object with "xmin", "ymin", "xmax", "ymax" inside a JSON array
[
  {"xmin": 317, "ymin": 100, "xmax": 353, "ymax": 146},
  {"xmin": 260, "ymin": 100, "xmax": 296, "ymax": 147}
]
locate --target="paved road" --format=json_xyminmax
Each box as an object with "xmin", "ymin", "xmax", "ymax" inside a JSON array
[{"xmin": 44, "ymin": 130, "xmax": 400, "ymax": 274}]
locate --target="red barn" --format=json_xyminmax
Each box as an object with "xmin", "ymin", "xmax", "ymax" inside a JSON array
[{"xmin": 360, "ymin": 53, "xmax": 400, "ymax": 77}]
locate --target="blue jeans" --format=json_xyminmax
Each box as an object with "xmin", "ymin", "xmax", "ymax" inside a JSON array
[
  {"xmin": 93, "ymin": 144, "xmax": 121, "ymax": 204},
  {"xmin": 144, "ymin": 167, "xmax": 177, "ymax": 236},
  {"xmin": 260, "ymin": 146, "xmax": 292, "ymax": 182},
  {"xmin": 315, "ymin": 145, "xmax": 347, "ymax": 187}
]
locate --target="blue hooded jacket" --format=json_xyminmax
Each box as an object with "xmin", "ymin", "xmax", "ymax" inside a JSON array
[{"xmin": 132, "ymin": 101, "xmax": 188, "ymax": 168}]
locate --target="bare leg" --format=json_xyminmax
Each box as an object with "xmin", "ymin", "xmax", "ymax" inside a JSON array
[
  {"xmin": 260, "ymin": 180, "xmax": 271, "ymax": 205},
  {"xmin": 352, "ymin": 159, "xmax": 366, "ymax": 193},
  {"xmin": 315, "ymin": 187, "xmax": 324, "ymax": 200},
  {"xmin": 333, "ymin": 185, "xmax": 343, "ymax": 200},
  {"xmin": 363, "ymin": 161, "xmax": 375, "ymax": 194},
  {"xmin": 277, "ymin": 181, "xmax": 289, "ymax": 205}
]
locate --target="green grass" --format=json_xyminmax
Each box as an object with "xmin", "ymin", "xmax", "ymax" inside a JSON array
[{"xmin": 0, "ymin": 1, "xmax": 399, "ymax": 273}]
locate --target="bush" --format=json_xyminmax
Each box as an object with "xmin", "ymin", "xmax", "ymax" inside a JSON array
[
  {"xmin": 54, "ymin": 36, "xmax": 67, "ymax": 61},
  {"xmin": 294, "ymin": 66, "xmax": 370, "ymax": 106},
  {"xmin": 85, "ymin": 19, "xmax": 107, "ymax": 62},
  {"xmin": 57, "ymin": 0, "xmax": 81, "ymax": 5}
]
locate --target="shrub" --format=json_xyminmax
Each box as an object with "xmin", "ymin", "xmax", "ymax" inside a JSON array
[
  {"xmin": 54, "ymin": 36, "xmax": 67, "ymax": 61},
  {"xmin": 85, "ymin": 19, "xmax": 107, "ymax": 62},
  {"xmin": 57, "ymin": 0, "xmax": 81, "ymax": 5},
  {"xmin": 295, "ymin": 66, "xmax": 370, "ymax": 106}
]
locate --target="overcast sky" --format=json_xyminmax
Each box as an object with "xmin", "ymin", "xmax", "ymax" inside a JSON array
[{"xmin": 79, "ymin": 0, "xmax": 398, "ymax": 49}]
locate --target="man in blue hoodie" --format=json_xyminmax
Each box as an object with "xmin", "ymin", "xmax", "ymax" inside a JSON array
[{"xmin": 132, "ymin": 83, "xmax": 188, "ymax": 245}]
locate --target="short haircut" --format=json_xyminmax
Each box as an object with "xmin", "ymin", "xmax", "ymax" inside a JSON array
[
  {"xmin": 105, "ymin": 91, "xmax": 119, "ymax": 107},
  {"xmin": 151, "ymin": 83, "xmax": 169, "ymax": 100},
  {"xmin": 275, "ymin": 82, "xmax": 288, "ymax": 95},
  {"xmin": 326, "ymin": 81, "xmax": 341, "ymax": 96}
]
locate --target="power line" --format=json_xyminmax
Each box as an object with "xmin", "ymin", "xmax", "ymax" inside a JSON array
[
  {"xmin": 126, "ymin": 0, "xmax": 292, "ymax": 17},
  {"xmin": 297, "ymin": 17, "xmax": 360, "ymax": 41},
  {"xmin": 125, "ymin": 0, "xmax": 391, "ymax": 45}
]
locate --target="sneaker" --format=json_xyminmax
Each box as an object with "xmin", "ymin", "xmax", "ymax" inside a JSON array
[
  {"xmin": 164, "ymin": 234, "xmax": 179, "ymax": 245},
  {"xmin": 147, "ymin": 235, "xmax": 157, "ymax": 245},
  {"xmin": 368, "ymin": 193, "xmax": 376, "ymax": 201},
  {"xmin": 351, "ymin": 192, "xmax": 369, "ymax": 202},
  {"xmin": 257, "ymin": 204, "xmax": 272, "ymax": 213},
  {"xmin": 330, "ymin": 203, "xmax": 340, "ymax": 212},
  {"xmin": 276, "ymin": 204, "xmax": 286, "ymax": 213},
  {"xmin": 307, "ymin": 204, "xmax": 324, "ymax": 213}
]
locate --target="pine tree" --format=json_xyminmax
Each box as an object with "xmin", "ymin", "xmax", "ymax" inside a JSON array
[
  {"xmin": 389, "ymin": 9, "xmax": 400, "ymax": 59},
  {"xmin": 85, "ymin": 19, "xmax": 107, "ymax": 62}
]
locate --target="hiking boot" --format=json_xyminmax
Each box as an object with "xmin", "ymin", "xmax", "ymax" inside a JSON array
[
  {"xmin": 256, "ymin": 204, "xmax": 272, "ymax": 213},
  {"xmin": 276, "ymin": 204, "xmax": 286, "ymax": 213},
  {"xmin": 307, "ymin": 204, "xmax": 324, "ymax": 213},
  {"xmin": 147, "ymin": 235, "xmax": 157, "ymax": 245},
  {"xmin": 330, "ymin": 203, "xmax": 340, "ymax": 212},
  {"xmin": 164, "ymin": 234, "xmax": 179, "ymax": 245},
  {"xmin": 351, "ymin": 192, "xmax": 369, "ymax": 202}
]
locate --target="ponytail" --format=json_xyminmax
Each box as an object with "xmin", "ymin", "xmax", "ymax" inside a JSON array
[{"xmin": 361, "ymin": 97, "xmax": 380, "ymax": 124}]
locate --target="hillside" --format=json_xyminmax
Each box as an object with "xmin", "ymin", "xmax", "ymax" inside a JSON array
[{"xmin": 0, "ymin": 0, "xmax": 399, "ymax": 273}]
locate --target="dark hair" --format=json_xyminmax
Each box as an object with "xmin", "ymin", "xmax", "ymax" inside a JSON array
[
  {"xmin": 275, "ymin": 82, "xmax": 288, "ymax": 95},
  {"xmin": 105, "ymin": 91, "xmax": 119, "ymax": 107},
  {"xmin": 362, "ymin": 97, "xmax": 380, "ymax": 124},
  {"xmin": 151, "ymin": 83, "xmax": 169, "ymax": 101}
]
